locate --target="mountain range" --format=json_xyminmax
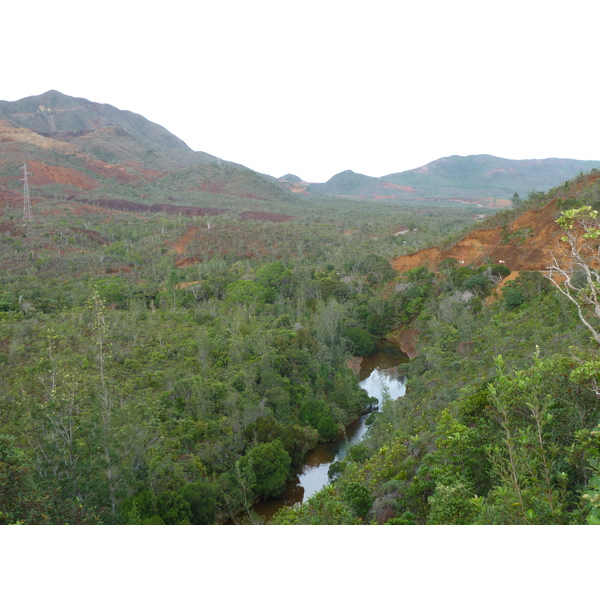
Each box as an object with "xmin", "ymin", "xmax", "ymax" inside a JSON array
[
  {"xmin": 1, "ymin": 90, "xmax": 599, "ymax": 211},
  {"xmin": 295, "ymin": 155, "xmax": 600, "ymax": 208}
]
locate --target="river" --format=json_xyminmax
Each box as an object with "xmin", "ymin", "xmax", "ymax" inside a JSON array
[{"xmin": 253, "ymin": 343, "xmax": 408, "ymax": 521}]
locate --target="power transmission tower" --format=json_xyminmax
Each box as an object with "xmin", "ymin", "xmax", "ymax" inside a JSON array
[{"xmin": 20, "ymin": 163, "xmax": 32, "ymax": 221}]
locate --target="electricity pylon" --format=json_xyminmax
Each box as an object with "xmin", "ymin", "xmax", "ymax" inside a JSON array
[{"xmin": 20, "ymin": 163, "xmax": 32, "ymax": 221}]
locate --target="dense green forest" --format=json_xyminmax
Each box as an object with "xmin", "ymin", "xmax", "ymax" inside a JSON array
[
  {"xmin": 1, "ymin": 173, "xmax": 600, "ymax": 525},
  {"xmin": 0, "ymin": 190, "xmax": 479, "ymax": 524}
]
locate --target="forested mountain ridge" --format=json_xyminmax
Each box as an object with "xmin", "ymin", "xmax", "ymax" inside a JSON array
[
  {"xmin": 0, "ymin": 91, "xmax": 299, "ymax": 214},
  {"xmin": 305, "ymin": 155, "xmax": 600, "ymax": 207},
  {"xmin": 3, "ymin": 91, "xmax": 599, "ymax": 215},
  {"xmin": 0, "ymin": 90, "xmax": 220, "ymax": 168}
]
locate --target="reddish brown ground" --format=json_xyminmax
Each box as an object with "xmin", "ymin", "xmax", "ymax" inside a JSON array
[
  {"xmin": 391, "ymin": 198, "xmax": 564, "ymax": 274},
  {"xmin": 83, "ymin": 160, "xmax": 139, "ymax": 184},
  {"xmin": 83, "ymin": 160, "xmax": 164, "ymax": 184},
  {"xmin": 0, "ymin": 188, "xmax": 23, "ymax": 212},
  {"xmin": 28, "ymin": 161, "xmax": 98, "ymax": 190},
  {"xmin": 70, "ymin": 227, "xmax": 110, "ymax": 245},
  {"xmin": 347, "ymin": 356, "xmax": 363, "ymax": 374},
  {"xmin": 0, "ymin": 220, "xmax": 24, "ymax": 237},
  {"xmin": 174, "ymin": 257, "xmax": 198, "ymax": 268},
  {"xmin": 381, "ymin": 182, "xmax": 416, "ymax": 193},
  {"xmin": 386, "ymin": 326, "xmax": 419, "ymax": 359},
  {"xmin": 174, "ymin": 226, "xmax": 200, "ymax": 255}
]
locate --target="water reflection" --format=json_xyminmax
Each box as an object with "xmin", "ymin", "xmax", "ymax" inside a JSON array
[
  {"xmin": 253, "ymin": 347, "xmax": 407, "ymax": 521},
  {"xmin": 359, "ymin": 367, "xmax": 406, "ymax": 407},
  {"xmin": 296, "ymin": 367, "xmax": 406, "ymax": 503}
]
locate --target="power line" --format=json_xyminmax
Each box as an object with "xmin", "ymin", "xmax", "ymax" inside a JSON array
[{"xmin": 20, "ymin": 163, "xmax": 32, "ymax": 221}]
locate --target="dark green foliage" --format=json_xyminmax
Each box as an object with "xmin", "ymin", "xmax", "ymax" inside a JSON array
[
  {"xmin": 340, "ymin": 482, "xmax": 373, "ymax": 519},
  {"xmin": 503, "ymin": 287, "xmax": 524, "ymax": 310},
  {"xmin": 0, "ymin": 291, "xmax": 18, "ymax": 312},
  {"xmin": 317, "ymin": 414, "xmax": 339, "ymax": 441},
  {"xmin": 462, "ymin": 273, "xmax": 489, "ymax": 293},
  {"xmin": 157, "ymin": 490, "xmax": 193, "ymax": 525},
  {"xmin": 299, "ymin": 400, "xmax": 339, "ymax": 441},
  {"xmin": 270, "ymin": 486, "xmax": 358, "ymax": 524},
  {"xmin": 365, "ymin": 313, "xmax": 388, "ymax": 336},
  {"xmin": 4, "ymin": 158, "xmax": 600, "ymax": 526},
  {"xmin": 345, "ymin": 326, "xmax": 376, "ymax": 356},
  {"xmin": 0, "ymin": 435, "xmax": 97, "ymax": 524},
  {"xmin": 94, "ymin": 277, "xmax": 130, "ymax": 306},
  {"xmin": 224, "ymin": 279, "xmax": 270, "ymax": 306},
  {"xmin": 502, "ymin": 271, "xmax": 551, "ymax": 304},
  {"xmin": 406, "ymin": 265, "xmax": 432, "ymax": 283},
  {"xmin": 244, "ymin": 416, "xmax": 317, "ymax": 469},
  {"xmin": 385, "ymin": 511, "xmax": 417, "ymax": 525},
  {"xmin": 238, "ymin": 440, "xmax": 292, "ymax": 500}
]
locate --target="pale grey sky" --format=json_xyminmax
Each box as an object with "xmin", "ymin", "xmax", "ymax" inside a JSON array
[{"xmin": 2, "ymin": 0, "xmax": 599, "ymax": 182}]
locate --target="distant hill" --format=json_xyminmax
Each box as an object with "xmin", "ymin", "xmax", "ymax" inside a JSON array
[
  {"xmin": 0, "ymin": 90, "xmax": 191, "ymax": 151},
  {"xmin": 3, "ymin": 92, "xmax": 600, "ymax": 213},
  {"xmin": 0, "ymin": 90, "xmax": 299, "ymax": 210},
  {"xmin": 390, "ymin": 169, "xmax": 600, "ymax": 274},
  {"xmin": 279, "ymin": 174, "xmax": 302, "ymax": 183},
  {"xmin": 307, "ymin": 155, "xmax": 600, "ymax": 208}
]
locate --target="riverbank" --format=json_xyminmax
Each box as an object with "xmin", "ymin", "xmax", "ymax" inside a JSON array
[
  {"xmin": 252, "ymin": 342, "xmax": 409, "ymax": 522},
  {"xmin": 386, "ymin": 325, "xmax": 419, "ymax": 359}
]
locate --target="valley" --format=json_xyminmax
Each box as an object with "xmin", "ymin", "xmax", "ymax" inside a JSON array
[{"xmin": 1, "ymin": 91, "xmax": 600, "ymax": 525}]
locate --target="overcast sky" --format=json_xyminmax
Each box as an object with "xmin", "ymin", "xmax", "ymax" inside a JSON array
[{"xmin": 2, "ymin": 0, "xmax": 599, "ymax": 182}]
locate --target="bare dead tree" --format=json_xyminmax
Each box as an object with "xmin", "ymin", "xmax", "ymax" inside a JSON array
[{"xmin": 544, "ymin": 206, "xmax": 600, "ymax": 345}]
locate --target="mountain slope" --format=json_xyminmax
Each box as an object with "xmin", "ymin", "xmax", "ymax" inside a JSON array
[
  {"xmin": 384, "ymin": 154, "xmax": 600, "ymax": 198},
  {"xmin": 0, "ymin": 90, "xmax": 189, "ymax": 149},
  {"xmin": 0, "ymin": 90, "xmax": 300, "ymax": 210},
  {"xmin": 307, "ymin": 155, "xmax": 600, "ymax": 207},
  {"xmin": 390, "ymin": 170, "xmax": 600, "ymax": 274}
]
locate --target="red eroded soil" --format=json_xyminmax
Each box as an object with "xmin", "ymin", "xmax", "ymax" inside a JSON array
[
  {"xmin": 391, "ymin": 198, "xmax": 564, "ymax": 274},
  {"xmin": 0, "ymin": 220, "xmax": 25, "ymax": 237},
  {"xmin": 28, "ymin": 161, "xmax": 98, "ymax": 191},
  {"xmin": 381, "ymin": 182, "xmax": 415, "ymax": 193},
  {"xmin": 174, "ymin": 226, "xmax": 200, "ymax": 255},
  {"xmin": 70, "ymin": 227, "xmax": 110, "ymax": 245},
  {"xmin": 387, "ymin": 326, "xmax": 419, "ymax": 359},
  {"xmin": 84, "ymin": 160, "xmax": 140, "ymax": 184},
  {"xmin": 0, "ymin": 188, "xmax": 23, "ymax": 212},
  {"xmin": 174, "ymin": 257, "xmax": 198, "ymax": 268},
  {"xmin": 88, "ymin": 160, "xmax": 164, "ymax": 184}
]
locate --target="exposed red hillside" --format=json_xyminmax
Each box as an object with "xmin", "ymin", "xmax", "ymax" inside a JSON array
[
  {"xmin": 27, "ymin": 160, "xmax": 98, "ymax": 190},
  {"xmin": 0, "ymin": 187, "xmax": 23, "ymax": 211},
  {"xmin": 83, "ymin": 159, "xmax": 141, "ymax": 184},
  {"xmin": 174, "ymin": 226, "xmax": 200, "ymax": 255},
  {"xmin": 391, "ymin": 198, "xmax": 564, "ymax": 273}
]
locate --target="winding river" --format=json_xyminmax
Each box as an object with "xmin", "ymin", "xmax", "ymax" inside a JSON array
[{"xmin": 254, "ymin": 344, "xmax": 408, "ymax": 521}]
